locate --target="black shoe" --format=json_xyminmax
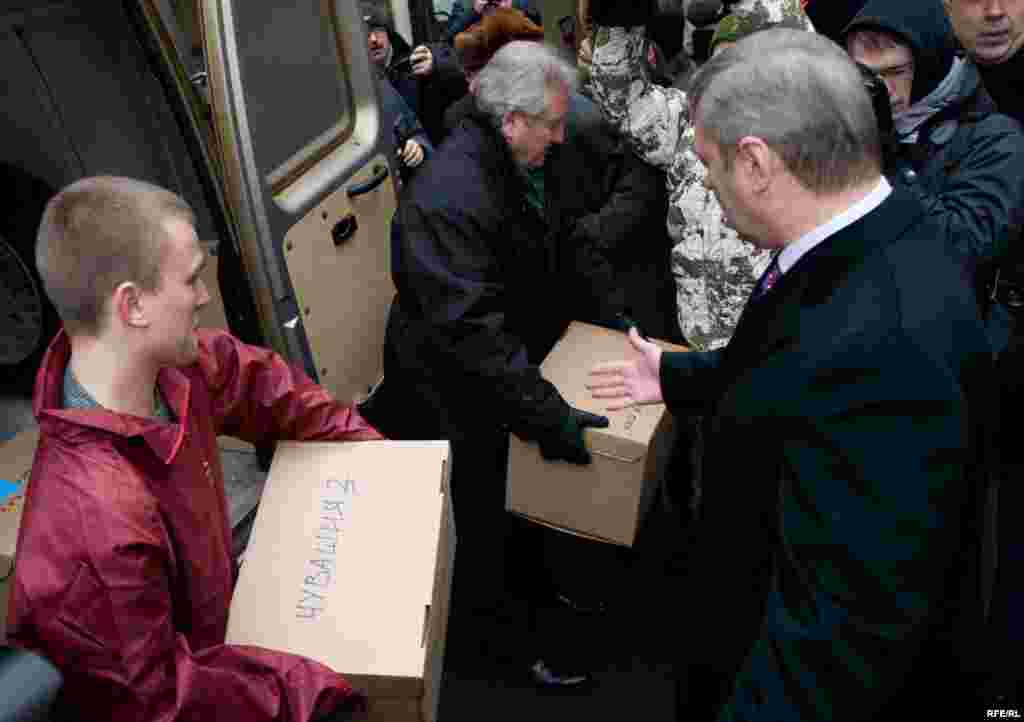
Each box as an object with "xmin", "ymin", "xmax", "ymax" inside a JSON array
[
  {"xmin": 555, "ymin": 592, "xmax": 607, "ymax": 615},
  {"xmin": 529, "ymin": 659, "xmax": 594, "ymax": 689}
]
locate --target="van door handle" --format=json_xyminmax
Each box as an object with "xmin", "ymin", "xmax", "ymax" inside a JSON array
[
  {"xmin": 332, "ymin": 214, "xmax": 358, "ymax": 247},
  {"xmin": 346, "ymin": 164, "xmax": 389, "ymax": 198}
]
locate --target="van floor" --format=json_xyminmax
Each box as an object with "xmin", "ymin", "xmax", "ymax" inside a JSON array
[{"xmin": 0, "ymin": 383, "xmax": 687, "ymax": 720}]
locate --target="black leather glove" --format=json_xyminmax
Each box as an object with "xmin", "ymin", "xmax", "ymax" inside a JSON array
[
  {"xmin": 538, "ymin": 406, "xmax": 610, "ymax": 465},
  {"xmin": 589, "ymin": 0, "xmax": 655, "ymax": 29}
]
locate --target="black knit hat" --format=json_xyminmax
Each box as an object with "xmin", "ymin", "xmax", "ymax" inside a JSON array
[{"xmin": 360, "ymin": 2, "xmax": 393, "ymax": 32}]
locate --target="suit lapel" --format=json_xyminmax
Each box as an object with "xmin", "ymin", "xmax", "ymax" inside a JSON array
[{"xmin": 723, "ymin": 189, "xmax": 925, "ymax": 369}]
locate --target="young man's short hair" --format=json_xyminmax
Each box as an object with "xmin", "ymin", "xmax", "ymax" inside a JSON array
[{"xmin": 36, "ymin": 176, "xmax": 195, "ymax": 335}]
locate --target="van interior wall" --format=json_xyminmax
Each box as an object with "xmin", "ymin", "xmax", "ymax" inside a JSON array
[{"xmin": 0, "ymin": 0, "xmax": 219, "ymax": 245}]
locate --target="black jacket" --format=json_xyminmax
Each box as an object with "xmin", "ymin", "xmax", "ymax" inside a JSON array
[
  {"xmin": 977, "ymin": 49, "xmax": 1024, "ymax": 126},
  {"xmin": 663, "ymin": 186, "xmax": 993, "ymax": 719},
  {"xmin": 845, "ymin": 0, "xmax": 1024, "ymax": 351},
  {"xmin": 384, "ymin": 101, "xmax": 670, "ymax": 440},
  {"xmin": 445, "ymin": 93, "xmax": 677, "ymax": 339}
]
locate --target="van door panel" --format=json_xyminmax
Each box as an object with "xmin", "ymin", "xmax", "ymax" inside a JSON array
[
  {"xmin": 283, "ymin": 154, "xmax": 395, "ymax": 405},
  {"xmin": 204, "ymin": 0, "xmax": 395, "ymax": 391}
]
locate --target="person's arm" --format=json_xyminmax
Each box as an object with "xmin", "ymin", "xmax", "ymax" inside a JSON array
[
  {"xmin": 904, "ymin": 116, "xmax": 1024, "ymax": 262},
  {"xmin": 195, "ymin": 330, "xmax": 383, "ymax": 443},
  {"xmin": 567, "ymin": 145, "xmax": 668, "ymax": 324},
  {"xmin": 446, "ymin": 1, "xmax": 481, "ymax": 37},
  {"xmin": 416, "ymin": 42, "xmax": 463, "ymax": 84},
  {"xmin": 588, "ymin": 22, "xmax": 692, "ymax": 172},
  {"xmin": 588, "ymin": 326, "xmax": 722, "ymax": 413},
  {"xmin": 7, "ymin": 468, "xmax": 364, "ymax": 722},
  {"xmin": 395, "ymin": 199, "xmax": 603, "ymax": 458}
]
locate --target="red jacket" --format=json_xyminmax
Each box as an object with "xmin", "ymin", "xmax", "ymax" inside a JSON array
[{"xmin": 7, "ymin": 329, "xmax": 382, "ymax": 722}]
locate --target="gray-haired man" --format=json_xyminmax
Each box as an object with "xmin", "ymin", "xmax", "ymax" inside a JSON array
[
  {"xmin": 589, "ymin": 28, "xmax": 993, "ymax": 721},
  {"xmin": 378, "ymin": 41, "xmax": 610, "ymax": 685}
]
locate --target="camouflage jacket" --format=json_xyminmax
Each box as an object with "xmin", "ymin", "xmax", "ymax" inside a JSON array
[{"xmin": 588, "ymin": 0, "xmax": 812, "ymax": 350}]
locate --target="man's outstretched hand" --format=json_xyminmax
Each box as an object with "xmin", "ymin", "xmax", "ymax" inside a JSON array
[{"xmin": 587, "ymin": 326, "xmax": 664, "ymax": 410}]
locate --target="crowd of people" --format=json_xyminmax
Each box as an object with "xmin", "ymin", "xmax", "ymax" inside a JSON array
[{"xmin": 6, "ymin": 0, "xmax": 1024, "ymax": 720}]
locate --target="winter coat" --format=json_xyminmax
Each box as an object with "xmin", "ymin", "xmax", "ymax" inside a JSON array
[
  {"xmin": 588, "ymin": 0, "xmax": 813, "ymax": 350},
  {"xmin": 445, "ymin": 0, "xmax": 542, "ymax": 38},
  {"xmin": 8, "ymin": 329, "xmax": 380, "ymax": 722},
  {"xmin": 662, "ymin": 187, "xmax": 993, "ymax": 720},
  {"xmin": 416, "ymin": 42, "xmax": 469, "ymax": 146},
  {"xmin": 845, "ymin": 0, "xmax": 1024, "ymax": 352},
  {"xmin": 383, "ymin": 100, "xmax": 670, "ymax": 441},
  {"xmin": 374, "ymin": 72, "xmax": 432, "ymax": 183}
]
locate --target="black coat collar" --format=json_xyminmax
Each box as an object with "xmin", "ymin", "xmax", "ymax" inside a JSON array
[{"xmin": 724, "ymin": 185, "xmax": 924, "ymax": 365}]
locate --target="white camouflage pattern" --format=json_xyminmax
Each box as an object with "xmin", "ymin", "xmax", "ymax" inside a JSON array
[{"xmin": 588, "ymin": 0, "xmax": 812, "ymax": 350}]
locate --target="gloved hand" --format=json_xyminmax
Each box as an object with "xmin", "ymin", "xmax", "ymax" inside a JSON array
[
  {"xmin": 538, "ymin": 406, "xmax": 610, "ymax": 465},
  {"xmin": 587, "ymin": 0, "xmax": 655, "ymax": 29}
]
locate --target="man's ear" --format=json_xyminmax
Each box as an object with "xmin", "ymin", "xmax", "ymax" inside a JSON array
[
  {"xmin": 112, "ymin": 282, "xmax": 150, "ymax": 329},
  {"xmin": 736, "ymin": 136, "xmax": 777, "ymax": 193},
  {"xmin": 502, "ymin": 111, "xmax": 523, "ymax": 141}
]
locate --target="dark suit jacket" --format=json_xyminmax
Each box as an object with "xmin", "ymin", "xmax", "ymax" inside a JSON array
[{"xmin": 660, "ymin": 186, "xmax": 993, "ymax": 720}]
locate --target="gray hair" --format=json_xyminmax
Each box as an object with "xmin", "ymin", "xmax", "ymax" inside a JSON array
[
  {"xmin": 473, "ymin": 41, "xmax": 578, "ymax": 123},
  {"xmin": 689, "ymin": 28, "xmax": 881, "ymax": 194}
]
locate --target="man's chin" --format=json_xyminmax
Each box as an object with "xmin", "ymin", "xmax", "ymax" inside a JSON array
[{"xmin": 973, "ymin": 35, "xmax": 1022, "ymax": 65}]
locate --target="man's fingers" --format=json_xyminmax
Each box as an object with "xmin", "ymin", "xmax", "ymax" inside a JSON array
[
  {"xmin": 589, "ymin": 360, "xmax": 632, "ymax": 375},
  {"xmin": 401, "ymin": 141, "xmax": 423, "ymax": 166},
  {"xmin": 589, "ymin": 386, "xmax": 630, "ymax": 399},
  {"xmin": 407, "ymin": 143, "xmax": 424, "ymax": 167},
  {"xmin": 628, "ymin": 325, "xmax": 655, "ymax": 350},
  {"xmin": 586, "ymin": 377, "xmax": 626, "ymax": 392}
]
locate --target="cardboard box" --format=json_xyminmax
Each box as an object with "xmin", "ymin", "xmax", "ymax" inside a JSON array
[
  {"xmin": 226, "ymin": 441, "xmax": 454, "ymax": 722},
  {"xmin": 506, "ymin": 322, "xmax": 683, "ymax": 547},
  {"xmin": 0, "ymin": 429, "xmax": 38, "ymax": 641}
]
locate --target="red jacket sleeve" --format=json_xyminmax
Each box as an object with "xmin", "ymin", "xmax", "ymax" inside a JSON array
[{"xmin": 195, "ymin": 329, "xmax": 384, "ymax": 443}]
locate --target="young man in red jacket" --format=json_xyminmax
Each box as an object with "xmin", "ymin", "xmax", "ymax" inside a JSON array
[{"xmin": 7, "ymin": 176, "xmax": 382, "ymax": 722}]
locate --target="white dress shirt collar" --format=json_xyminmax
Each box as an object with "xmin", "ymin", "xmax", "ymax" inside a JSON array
[{"xmin": 776, "ymin": 177, "xmax": 893, "ymax": 275}]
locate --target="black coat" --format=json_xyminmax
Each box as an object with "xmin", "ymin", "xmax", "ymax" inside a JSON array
[
  {"xmin": 443, "ymin": 94, "xmax": 677, "ymax": 338},
  {"xmin": 661, "ymin": 187, "xmax": 994, "ymax": 719},
  {"xmin": 383, "ymin": 102, "xmax": 670, "ymax": 441}
]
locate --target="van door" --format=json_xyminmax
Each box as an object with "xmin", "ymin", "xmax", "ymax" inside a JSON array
[{"xmin": 202, "ymin": 0, "xmax": 396, "ymax": 405}]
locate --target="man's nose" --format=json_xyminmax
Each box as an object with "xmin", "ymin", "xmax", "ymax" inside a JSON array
[
  {"xmin": 552, "ymin": 121, "xmax": 565, "ymax": 144},
  {"xmin": 984, "ymin": 0, "xmax": 1007, "ymax": 19}
]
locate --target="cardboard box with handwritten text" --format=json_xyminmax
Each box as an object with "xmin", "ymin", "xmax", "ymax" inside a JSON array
[
  {"xmin": 506, "ymin": 322, "xmax": 681, "ymax": 547},
  {"xmin": 226, "ymin": 441, "xmax": 453, "ymax": 722}
]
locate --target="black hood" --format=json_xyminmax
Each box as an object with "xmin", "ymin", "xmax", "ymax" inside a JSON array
[
  {"xmin": 842, "ymin": 0, "xmax": 957, "ymax": 103},
  {"xmin": 386, "ymin": 27, "xmax": 412, "ymax": 61}
]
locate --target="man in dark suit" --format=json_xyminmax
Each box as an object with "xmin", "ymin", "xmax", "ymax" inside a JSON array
[{"xmin": 589, "ymin": 28, "xmax": 994, "ymax": 721}]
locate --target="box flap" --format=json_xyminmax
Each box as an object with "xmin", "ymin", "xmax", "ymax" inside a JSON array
[
  {"xmin": 226, "ymin": 440, "xmax": 450, "ymax": 701},
  {"xmin": 0, "ymin": 430, "xmax": 38, "ymax": 579},
  {"xmin": 541, "ymin": 323, "xmax": 685, "ymax": 463}
]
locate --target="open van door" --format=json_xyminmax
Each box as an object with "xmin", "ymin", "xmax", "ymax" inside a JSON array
[{"xmin": 202, "ymin": 0, "xmax": 396, "ymax": 405}]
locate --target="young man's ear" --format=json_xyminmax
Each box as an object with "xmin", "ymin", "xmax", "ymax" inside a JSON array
[{"xmin": 113, "ymin": 282, "xmax": 150, "ymax": 329}]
